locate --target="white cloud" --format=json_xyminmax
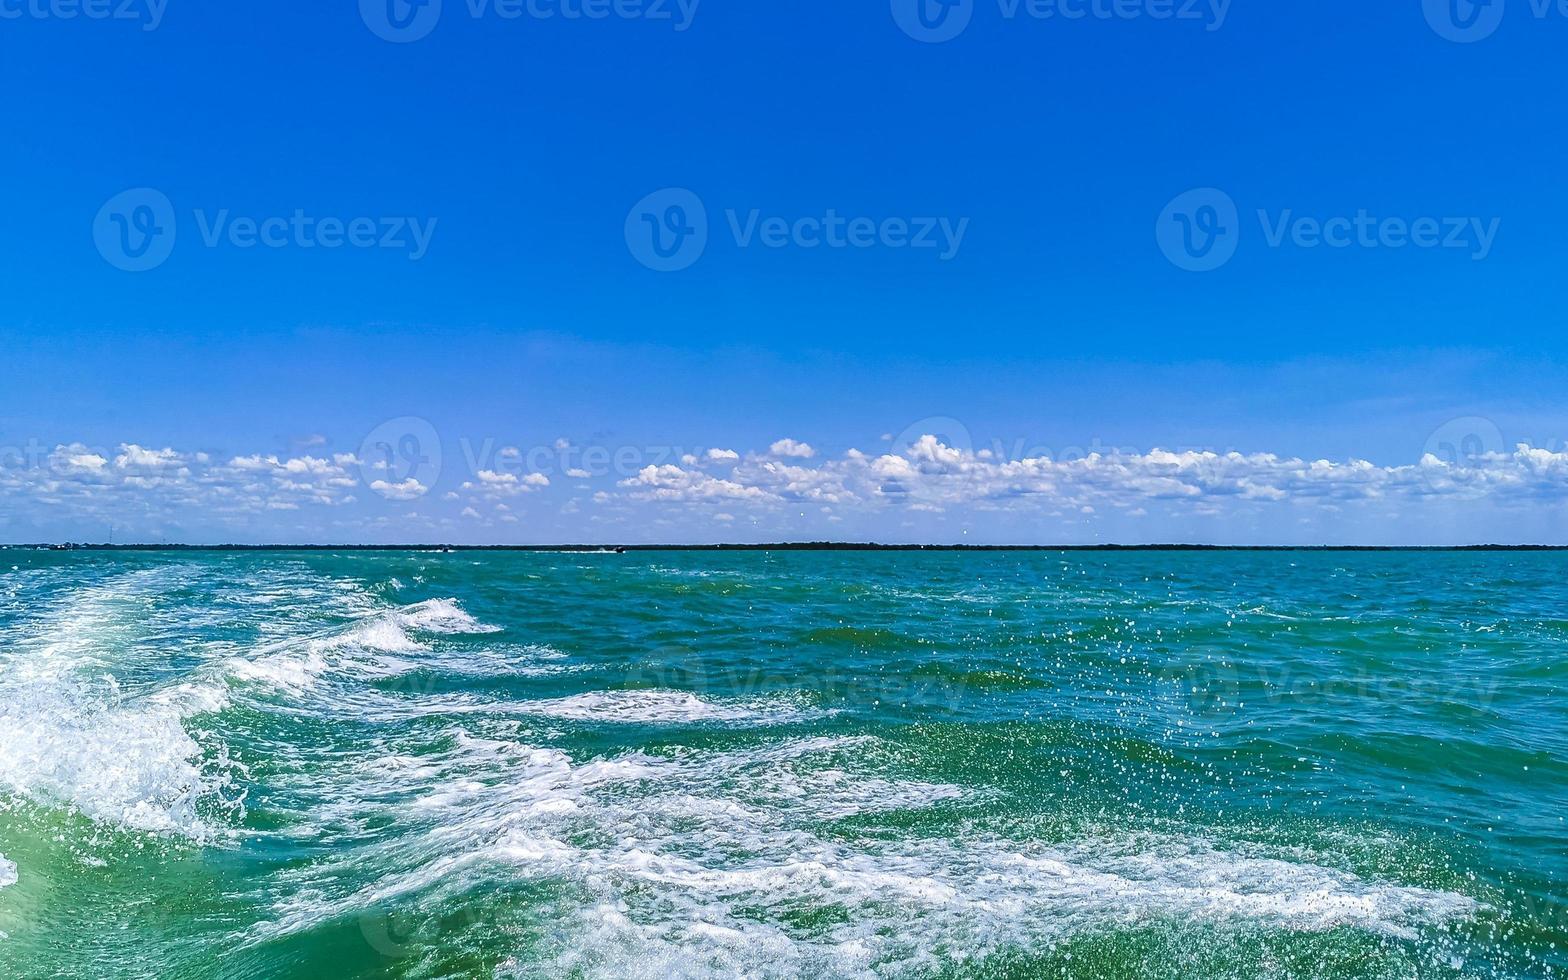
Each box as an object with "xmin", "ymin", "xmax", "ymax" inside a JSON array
[
  {"xmin": 769, "ymin": 439, "xmax": 816, "ymax": 459},
  {"xmin": 115, "ymin": 444, "xmax": 183, "ymax": 469},
  {"xmin": 370, "ymin": 478, "xmax": 428, "ymax": 500},
  {"xmin": 460, "ymin": 470, "xmax": 550, "ymax": 497},
  {"xmin": 620, "ymin": 465, "xmax": 768, "ymax": 502},
  {"xmin": 601, "ymin": 436, "xmax": 1568, "ymax": 521},
  {"xmin": 52, "ymin": 446, "xmax": 107, "ymax": 472},
  {"xmin": 13, "ymin": 432, "xmax": 1568, "ymax": 541}
]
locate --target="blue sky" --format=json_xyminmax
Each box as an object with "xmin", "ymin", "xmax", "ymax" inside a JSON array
[{"xmin": 3, "ymin": 1, "xmax": 1568, "ymax": 544}]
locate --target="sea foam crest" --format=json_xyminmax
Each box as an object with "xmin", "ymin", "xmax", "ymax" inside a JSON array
[
  {"xmin": 0, "ymin": 678, "xmax": 237, "ymax": 838},
  {"xmin": 513, "ymin": 836, "xmax": 1480, "ymax": 979},
  {"xmin": 0, "ymin": 569, "xmax": 240, "ymax": 839},
  {"xmin": 510, "ymin": 690, "xmax": 821, "ymax": 726},
  {"xmin": 227, "ymin": 598, "xmax": 500, "ymax": 691},
  {"xmin": 395, "ymin": 598, "xmax": 501, "ymax": 635},
  {"xmin": 246, "ymin": 729, "xmax": 1479, "ymax": 977},
  {"xmin": 0, "ymin": 589, "xmax": 497, "ymax": 838}
]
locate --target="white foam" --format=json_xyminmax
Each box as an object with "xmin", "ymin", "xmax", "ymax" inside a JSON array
[
  {"xmin": 0, "ymin": 853, "xmax": 16, "ymax": 891},
  {"xmin": 395, "ymin": 598, "xmax": 501, "ymax": 635},
  {"xmin": 226, "ymin": 598, "xmax": 499, "ymax": 692},
  {"xmin": 244, "ymin": 729, "xmax": 1479, "ymax": 975},
  {"xmin": 0, "ymin": 568, "xmax": 241, "ymax": 839},
  {"xmin": 504, "ymin": 836, "xmax": 1479, "ymax": 979},
  {"xmin": 0, "ymin": 576, "xmax": 501, "ymax": 841},
  {"xmin": 386, "ymin": 644, "xmax": 577, "ymax": 684},
  {"xmin": 341, "ymin": 618, "xmax": 425, "ymax": 655},
  {"xmin": 0, "ymin": 678, "xmax": 237, "ymax": 838},
  {"xmin": 511, "ymin": 690, "xmax": 818, "ymax": 725}
]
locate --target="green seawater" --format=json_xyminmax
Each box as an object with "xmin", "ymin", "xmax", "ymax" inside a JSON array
[{"xmin": 0, "ymin": 550, "xmax": 1563, "ymax": 978}]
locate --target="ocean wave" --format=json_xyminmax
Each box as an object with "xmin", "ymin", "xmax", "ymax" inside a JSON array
[
  {"xmin": 503, "ymin": 836, "xmax": 1478, "ymax": 979},
  {"xmin": 226, "ymin": 597, "xmax": 502, "ymax": 692},
  {"xmin": 509, "ymin": 690, "xmax": 822, "ymax": 725},
  {"xmin": 0, "ymin": 567, "xmax": 243, "ymax": 839},
  {"xmin": 363, "ymin": 689, "xmax": 821, "ymax": 726},
  {"xmin": 245, "ymin": 729, "xmax": 1478, "ymax": 975},
  {"xmin": 0, "ymin": 582, "xmax": 502, "ymax": 839},
  {"xmin": 0, "ymin": 677, "xmax": 239, "ymax": 839},
  {"xmin": 0, "ymin": 852, "xmax": 16, "ymax": 890},
  {"xmin": 395, "ymin": 598, "xmax": 502, "ymax": 636}
]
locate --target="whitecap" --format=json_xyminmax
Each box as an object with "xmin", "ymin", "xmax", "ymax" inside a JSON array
[
  {"xmin": 395, "ymin": 598, "xmax": 501, "ymax": 636},
  {"xmin": 226, "ymin": 598, "xmax": 500, "ymax": 692},
  {"xmin": 0, "ymin": 678, "xmax": 238, "ymax": 839},
  {"xmin": 244, "ymin": 729, "xmax": 1480, "ymax": 976},
  {"xmin": 0, "ymin": 569, "xmax": 241, "ymax": 839},
  {"xmin": 503, "ymin": 834, "xmax": 1479, "ymax": 979},
  {"xmin": 510, "ymin": 690, "xmax": 818, "ymax": 725}
]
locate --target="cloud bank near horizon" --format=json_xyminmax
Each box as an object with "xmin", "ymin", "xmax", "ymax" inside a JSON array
[{"xmin": 3, "ymin": 430, "xmax": 1567, "ymax": 544}]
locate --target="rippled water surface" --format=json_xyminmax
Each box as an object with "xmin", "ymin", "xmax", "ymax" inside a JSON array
[{"xmin": 0, "ymin": 550, "xmax": 1564, "ymax": 978}]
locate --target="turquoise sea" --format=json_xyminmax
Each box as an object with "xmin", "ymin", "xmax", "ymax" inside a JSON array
[{"xmin": 0, "ymin": 550, "xmax": 1563, "ymax": 978}]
